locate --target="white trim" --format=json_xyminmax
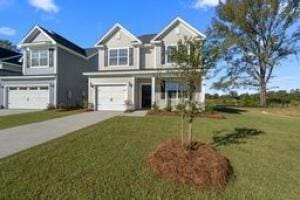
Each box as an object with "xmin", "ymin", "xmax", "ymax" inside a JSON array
[
  {"xmin": 0, "ymin": 55, "xmax": 22, "ymax": 62},
  {"xmin": 4, "ymin": 83, "xmax": 51, "ymax": 109},
  {"xmin": 139, "ymin": 83, "xmax": 151, "ymax": 109},
  {"xmin": 83, "ymin": 69, "xmax": 180, "ymax": 76},
  {"xmin": 94, "ymin": 83, "xmax": 129, "ymax": 111},
  {"xmin": 19, "ymin": 25, "xmax": 56, "ymax": 46},
  {"xmin": 30, "ymin": 49, "xmax": 49, "ymax": 68},
  {"xmin": 0, "ymin": 75, "xmax": 56, "ymax": 80},
  {"xmin": 95, "ymin": 23, "xmax": 142, "ymax": 47},
  {"xmin": 131, "ymin": 76, "xmax": 135, "ymax": 109},
  {"xmin": 151, "ymin": 17, "xmax": 206, "ymax": 43},
  {"xmin": 108, "ymin": 47, "xmax": 129, "ymax": 67},
  {"xmin": 165, "ymin": 44, "xmax": 178, "ymax": 64}
]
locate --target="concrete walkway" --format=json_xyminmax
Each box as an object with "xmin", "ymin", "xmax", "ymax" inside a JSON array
[
  {"xmin": 0, "ymin": 109, "xmax": 39, "ymax": 116},
  {"xmin": 0, "ymin": 111, "xmax": 120, "ymax": 159}
]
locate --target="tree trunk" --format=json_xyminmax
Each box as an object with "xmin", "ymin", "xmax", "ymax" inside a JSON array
[
  {"xmin": 259, "ymin": 80, "xmax": 267, "ymax": 107},
  {"xmin": 181, "ymin": 113, "xmax": 184, "ymax": 146},
  {"xmin": 187, "ymin": 117, "xmax": 193, "ymax": 148}
]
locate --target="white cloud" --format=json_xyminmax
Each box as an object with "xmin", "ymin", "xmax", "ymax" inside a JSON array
[
  {"xmin": 193, "ymin": 0, "xmax": 219, "ymax": 9},
  {"xmin": 0, "ymin": 26, "xmax": 16, "ymax": 36},
  {"xmin": 29, "ymin": 0, "xmax": 59, "ymax": 13}
]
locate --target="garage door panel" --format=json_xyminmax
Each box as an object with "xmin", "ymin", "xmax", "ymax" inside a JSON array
[
  {"xmin": 8, "ymin": 87, "xmax": 49, "ymax": 109},
  {"xmin": 97, "ymin": 85, "xmax": 127, "ymax": 111}
]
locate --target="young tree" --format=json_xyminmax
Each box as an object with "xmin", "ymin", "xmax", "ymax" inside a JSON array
[
  {"xmin": 210, "ymin": 0, "xmax": 300, "ymax": 107},
  {"xmin": 172, "ymin": 38, "xmax": 218, "ymax": 149}
]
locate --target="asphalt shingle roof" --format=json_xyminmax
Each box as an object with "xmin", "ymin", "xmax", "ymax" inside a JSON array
[
  {"xmin": 0, "ymin": 47, "xmax": 21, "ymax": 60},
  {"xmin": 138, "ymin": 34, "xmax": 157, "ymax": 44},
  {"xmin": 39, "ymin": 26, "xmax": 87, "ymax": 57},
  {"xmin": 84, "ymin": 48, "xmax": 98, "ymax": 57}
]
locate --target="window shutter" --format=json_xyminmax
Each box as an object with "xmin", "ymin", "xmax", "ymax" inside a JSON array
[
  {"xmin": 161, "ymin": 43, "xmax": 165, "ymax": 65},
  {"xmin": 129, "ymin": 48, "xmax": 134, "ymax": 66},
  {"xmin": 104, "ymin": 48, "xmax": 108, "ymax": 67},
  {"xmin": 49, "ymin": 48, "xmax": 54, "ymax": 67},
  {"xmin": 26, "ymin": 50, "xmax": 30, "ymax": 68}
]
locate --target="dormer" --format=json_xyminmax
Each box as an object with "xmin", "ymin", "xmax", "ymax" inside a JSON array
[{"xmin": 95, "ymin": 24, "xmax": 142, "ymax": 70}]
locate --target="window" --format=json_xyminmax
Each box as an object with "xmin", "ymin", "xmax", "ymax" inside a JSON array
[
  {"xmin": 166, "ymin": 45, "xmax": 177, "ymax": 63},
  {"xmin": 30, "ymin": 50, "xmax": 49, "ymax": 67},
  {"xmin": 161, "ymin": 81, "xmax": 189, "ymax": 100},
  {"xmin": 109, "ymin": 48, "xmax": 128, "ymax": 66}
]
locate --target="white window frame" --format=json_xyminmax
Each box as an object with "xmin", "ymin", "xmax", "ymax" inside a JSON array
[
  {"xmin": 30, "ymin": 50, "xmax": 49, "ymax": 68},
  {"xmin": 165, "ymin": 45, "xmax": 177, "ymax": 64},
  {"xmin": 163, "ymin": 81, "xmax": 189, "ymax": 100},
  {"xmin": 108, "ymin": 47, "xmax": 129, "ymax": 66}
]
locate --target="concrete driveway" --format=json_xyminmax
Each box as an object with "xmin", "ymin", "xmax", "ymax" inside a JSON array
[
  {"xmin": 0, "ymin": 109, "xmax": 39, "ymax": 117},
  {"xmin": 0, "ymin": 111, "xmax": 120, "ymax": 159}
]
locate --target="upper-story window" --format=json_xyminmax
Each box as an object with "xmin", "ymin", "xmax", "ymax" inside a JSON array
[
  {"xmin": 31, "ymin": 50, "xmax": 49, "ymax": 67},
  {"xmin": 109, "ymin": 48, "xmax": 128, "ymax": 66},
  {"xmin": 166, "ymin": 45, "xmax": 177, "ymax": 64}
]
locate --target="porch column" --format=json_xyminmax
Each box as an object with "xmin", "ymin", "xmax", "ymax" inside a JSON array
[
  {"xmin": 131, "ymin": 77, "xmax": 135, "ymax": 109},
  {"xmin": 151, "ymin": 76, "xmax": 156, "ymax": 106}
]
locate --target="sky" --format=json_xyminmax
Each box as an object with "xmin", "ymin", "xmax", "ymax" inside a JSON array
[{"xmin": 0, "ymin": 0, "xmax": 299, "ymax": 94}]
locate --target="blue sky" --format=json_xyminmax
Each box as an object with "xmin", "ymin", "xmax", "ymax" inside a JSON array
[{"xmin": 0, "ymin": 0, "xmax": 299, "ymax": 94}]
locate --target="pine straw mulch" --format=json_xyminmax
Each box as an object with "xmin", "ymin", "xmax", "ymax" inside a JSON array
[
  {"xmin": 148, "ymin": 139, "xmax": 233, "ymax": 190},
  {"xmin": 147, "ymin": 110, "xmax": 226, "ymax": 119}
]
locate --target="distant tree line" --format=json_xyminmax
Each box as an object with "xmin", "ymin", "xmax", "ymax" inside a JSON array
[{"xmin": 206, "ymin": 89, "xmax": 300, "ymax": 107}]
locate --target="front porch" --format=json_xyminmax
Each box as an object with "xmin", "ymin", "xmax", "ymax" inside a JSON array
[{"xmin": 87, "ymin": 73, "xmax": 205, "ymax": 111}]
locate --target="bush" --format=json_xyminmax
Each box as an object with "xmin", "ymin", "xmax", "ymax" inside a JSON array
[
  {"xmin": 176, "ymin": 103, "xmax": 185, "ymax": 112},
  {"xmin": 164, "ymin": 104, "xmax": 172, "ymax": 112},
  {"xmin": 152, "ymin": 102, "xmax": 159, "ymax": 111},
  {"xmin": 47, "ymin": 104, "xmax": 56, "ymax": 110}
]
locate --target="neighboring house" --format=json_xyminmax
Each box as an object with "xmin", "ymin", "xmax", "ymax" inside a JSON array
[
  {"xmin": 84, "ymin": 17, "xmax": 206, "ymax": 111},
  {"xmin": 0, "ymin": 26, "xmax": 96, "ymax": 109},
  {"xmin": 0, "ymin": 47, "xmax": 22, "ymax": 76}
]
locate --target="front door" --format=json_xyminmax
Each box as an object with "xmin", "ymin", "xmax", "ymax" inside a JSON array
[{"xmin": 141, "ymin": 85, "xmax": 151, "ymax": 109}]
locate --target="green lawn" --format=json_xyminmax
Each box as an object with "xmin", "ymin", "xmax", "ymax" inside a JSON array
[
  {"xmin": 0, "ymin": 109, "xmax": 299, "ymax": 199},
  {"xmin": 0, "ymin": 110, "xmax": 83, "ymax": 130}
]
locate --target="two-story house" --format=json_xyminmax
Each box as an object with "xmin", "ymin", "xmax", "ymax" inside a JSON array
[
  {"xmin": 0, "ymin": 26, "xmax": 97, "ymax": 109},
  {"xmin": 84, "ymin": 17, "xmax": 206, "ymax": 111}
]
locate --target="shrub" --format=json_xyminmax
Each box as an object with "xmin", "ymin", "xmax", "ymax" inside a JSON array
[
  {"xmin": 164, "ymin": 104, "xmax": 172, "ymax": 112},
  {"xmin": 152, "ymin": 102, "xmax": 159, "ymax": 111}
]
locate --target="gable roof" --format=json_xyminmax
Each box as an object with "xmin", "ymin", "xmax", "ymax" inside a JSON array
[
  {"xmin": 0, "ymin": 47, "xmax": 21, "ymax": 60},
  {"xmin": 95, "ymin": 23, "xmax": 142, "ymax": 47},
  {"xmin": 151, "ymin": 17, "xmax": 206, "ymax": 43},
  {"xmin": 84, "ymin": 48, "xmax": 98, "ymax": 58},
  {"xmin": 20, "ymin": 25, "xmax": 87, "ymax": 57},
  {"xmin": 138, "ymin": 34, "xmax": 157, "ymax": 44}
]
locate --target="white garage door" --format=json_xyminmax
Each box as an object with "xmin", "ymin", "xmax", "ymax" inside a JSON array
[
  {"xmin": 8, "ymin": 87, "xmax": 49, "ymax": 109},
  {"xmin": 97, "ymin": 84, "xmax": 127, "ymax": 111}
]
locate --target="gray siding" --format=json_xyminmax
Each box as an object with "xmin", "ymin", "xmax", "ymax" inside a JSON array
[{"xmin": 57, "ymin": 47, "xmax": 88, "ymax": 106}]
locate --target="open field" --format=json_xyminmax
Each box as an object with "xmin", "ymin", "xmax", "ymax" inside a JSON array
[{"xmin": 0, "ymin": 108, "xmax": 299, "ymax": 199}]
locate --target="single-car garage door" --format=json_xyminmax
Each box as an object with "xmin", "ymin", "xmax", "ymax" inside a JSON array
[
  {"xmin": 8, "ymin": 86, "xmax": 50, "ymax": 109},
  {"xmin": 97, "ymin": 84, "xmax": 127, "ymax": 111}
]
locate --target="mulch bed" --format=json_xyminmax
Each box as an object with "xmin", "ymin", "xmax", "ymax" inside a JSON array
[
  {"xmin": 148, "ymin": 139, "xmax": 233, "ymax": 190},
  {"xmin": 147, "ymin": 110, "xmax": 226, "ymax": 119}
]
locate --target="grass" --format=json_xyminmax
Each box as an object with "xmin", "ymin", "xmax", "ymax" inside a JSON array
[
  {"xmin": 248, "ymin": 106, "xmax": 300, "ymax": 117},
  {"xmin": 0, "ymin": 108, "xmax": 300, "ymax": 199},
  {"xmin": 0, "ymin": 109, "xmax": 83, "ymax": 130}
]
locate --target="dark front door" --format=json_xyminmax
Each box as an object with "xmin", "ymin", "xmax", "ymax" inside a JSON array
[{"xmin": 141, "ymin": 85, "xmax": 151, "ymax": 109}]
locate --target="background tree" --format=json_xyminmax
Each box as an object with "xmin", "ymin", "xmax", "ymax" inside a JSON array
[
  {"xmin": 209, "ymin": 0, "xmax": 300, "ymax": 107},
  {"xmin": 0, "ymin": 39, "xmax": 18, "ymax": 51},
  {"xmin": 172, "ymin": 38, "xmax": 218, "ymax": 149}
]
